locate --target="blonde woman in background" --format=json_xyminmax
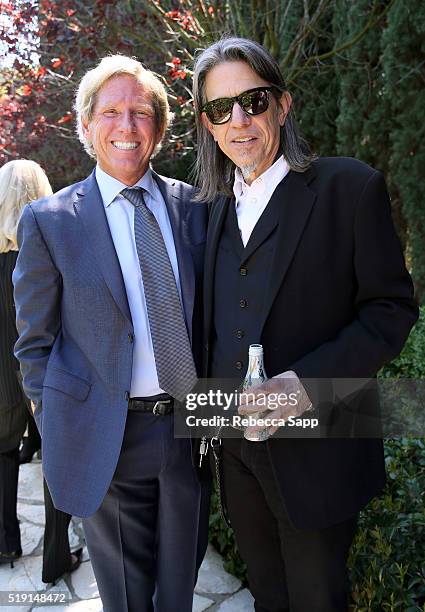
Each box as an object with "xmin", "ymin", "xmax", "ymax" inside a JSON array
[
  {"xmin": 0, "ymin": 160, "xmax": 51, "ymax": 566},
  {"xmin": 0, "ymin": 160, "xmax": 82, "ymax": 581}
]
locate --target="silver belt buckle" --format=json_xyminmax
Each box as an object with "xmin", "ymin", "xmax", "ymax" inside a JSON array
[{"xmin": 152, "ymin": 400, "xmax": 171, "ymax": 415}]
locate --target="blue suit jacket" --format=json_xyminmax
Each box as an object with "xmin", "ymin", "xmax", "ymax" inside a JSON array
[{"xmin": 13, "ymin": 170, "xmax": 207, "ymax": 517}]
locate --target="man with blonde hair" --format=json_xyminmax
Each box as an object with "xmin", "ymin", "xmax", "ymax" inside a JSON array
[{"xmin": 13, "ymin": 55, "xmax": 208, "ymax": 611}]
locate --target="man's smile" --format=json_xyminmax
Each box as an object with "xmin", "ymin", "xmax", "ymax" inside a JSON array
[
  {"xmin": 111, "ymin": 141, "xmax": 140, "ymax": 150},
  {"xmin": 232, "ymin": 136, "xmax": 257, "ymax": 143}
]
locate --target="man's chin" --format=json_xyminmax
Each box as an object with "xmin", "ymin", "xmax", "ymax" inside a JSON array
[
  {"xmin": 240, "ymin": 163, "xmax": 257, "ymax": 182},
  {"xmin": 240, "ymin": 164, "xmax": 257, "ymax": 179}
]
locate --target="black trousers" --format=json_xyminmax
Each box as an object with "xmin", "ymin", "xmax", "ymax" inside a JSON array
[
  {"xmin": 42, "ymin": 478, "xmax": 73, "ymax": 583},
  {"xmin": 221, "ymin": 438, "xmax": 358, "ymax": 612},
  {"xmin": 0, "ymin": 447, "xmax": 21, "ymax": 553}
]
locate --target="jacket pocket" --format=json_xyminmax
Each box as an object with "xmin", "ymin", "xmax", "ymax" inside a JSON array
[{"xmin": 43, "ymin": 368, "xmax": 91, "ymax": 401}]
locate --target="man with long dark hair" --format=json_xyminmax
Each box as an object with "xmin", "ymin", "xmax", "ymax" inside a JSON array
[{"xmin": 193, "ymin": 37, "xmax": 418, "ymax": 611}]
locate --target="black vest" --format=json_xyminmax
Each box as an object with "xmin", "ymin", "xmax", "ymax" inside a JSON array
[{"xmin": 210, "ymin": 195, "xmax": 282, "ymax": 380}]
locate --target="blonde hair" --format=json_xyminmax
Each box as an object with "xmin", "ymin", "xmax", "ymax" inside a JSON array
[
  {"xmin": 74, "ymin": 54, "xmax": 171, "ymax": 159},
  {"xmin": 0, "ymin": 160, "xmax": 52, "ymax": 253}
]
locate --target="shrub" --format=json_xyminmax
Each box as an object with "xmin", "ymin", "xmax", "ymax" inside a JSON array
[
  {"xmin": 348, "ymin": 438, "xmax": 425, "ymax": 611},
  {"xmin": 380, "ymin": 307, "xmax": 425, "ymax": 379}
]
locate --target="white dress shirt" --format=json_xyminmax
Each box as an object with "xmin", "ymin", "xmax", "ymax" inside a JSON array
[
  {"xmin": 95, "ymin": 165, "xmax": 182, "ymax": 397},
  {"xmin": 233, "ymin": 155, "xmax": 290, "ymax": 247}
]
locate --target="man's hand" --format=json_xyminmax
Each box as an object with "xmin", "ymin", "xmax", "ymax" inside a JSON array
[{"xmin": 238, "ymin": 370, "xmax": 313, "ymax": 438}]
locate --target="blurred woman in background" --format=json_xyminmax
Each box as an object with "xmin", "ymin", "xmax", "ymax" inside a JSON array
[
  {"xmin": 0, "ymin": 159, "xmax": 51, "ymax": 566},
  {"xmin": 0, "ymin": 160, "xmax": 82, "ymax": 580}
]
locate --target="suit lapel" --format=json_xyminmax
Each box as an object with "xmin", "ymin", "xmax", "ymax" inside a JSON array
[
  {"xmin": 153, "ymin": 172, "xmax": 195, "ymax": 342},
  {"xmin": 73, "ymin": 172, "xmax": 131, "ymax": 323},
  {"xmin": 259, "ymin": 168, "xmax": 317, "ymax": 334}
]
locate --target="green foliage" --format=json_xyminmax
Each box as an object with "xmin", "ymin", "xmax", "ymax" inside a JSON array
[
  {"xmin": 348, "ymin": 439, "xmax": 425, "ymax": 611},
  {"xmin": 208, "ymin": 490, "xmax": 246, "ymax": 580},
  {"xmin": 382, "ymin": 1, "xmax": 425, "ymax": 301},
  {"xmin": 334, "ymin": 1, "xmax": 391, "ymax": 167},
  {"xmin": 380, "ymin": 307, "xmax": 425, "ymax": 379}
]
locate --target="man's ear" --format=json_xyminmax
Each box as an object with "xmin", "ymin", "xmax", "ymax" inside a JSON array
[
  {"xmin": 81, "ymin": 117, "xmax": 91, "ymax": 141},
  {"xmin": 155, "ymin": 129, "xmax": 163, "ymax": 147},
  {"xmin": 277, "ymin": 91, "xmax": 292, "ymax": 126},
  {"xmin": 201, "ymin": 112, "xmax": 217, "ymax": 141}
]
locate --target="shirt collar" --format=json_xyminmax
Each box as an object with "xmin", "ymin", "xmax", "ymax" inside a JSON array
[
  {"xmin": 233, "ymin": 155, "xmax": 289, "ymax": 200},
  {"xmin": 95, "ymin": 165, "xmax": 156, "ymax": 208}
]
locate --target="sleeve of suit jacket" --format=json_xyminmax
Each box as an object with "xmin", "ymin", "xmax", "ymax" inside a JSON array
[
  {"xmin": 13, "ymin": 203, "xmax": 62, "ymax": 410},
  {"xmin": 291, "ymin": 170, "xmax": 418, "ymax": 399}
]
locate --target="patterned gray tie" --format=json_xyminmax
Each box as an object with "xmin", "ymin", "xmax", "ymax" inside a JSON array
[{"xmin": 121, "ymin": 187, "xmax": 197, "ymax": 401}]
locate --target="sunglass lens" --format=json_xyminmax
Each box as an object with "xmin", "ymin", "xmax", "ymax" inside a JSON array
[
  {"xmin": 242, "ymin": 90, "xmax": 269, "ymax": 115},
  {"xmin": 208, "ymin": 98, "xmax": 233, "ymax": 124}
]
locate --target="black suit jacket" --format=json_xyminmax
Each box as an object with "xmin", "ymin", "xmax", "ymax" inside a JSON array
[
  {"xmin": 0, "ymin": 251, "xmax": 28, "ymax": 451},
  {"xmin": 204, "ymin": 157, "xmax": 418, "ymax": 529}
]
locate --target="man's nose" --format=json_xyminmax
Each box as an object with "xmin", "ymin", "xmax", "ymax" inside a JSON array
[
  {"xmin": 230, "ymin": 102, "xmax": 251, "ymax": 127},
  {"xmin": 118, "ymin": 110, "xmax": 136, "ymax": 131}
]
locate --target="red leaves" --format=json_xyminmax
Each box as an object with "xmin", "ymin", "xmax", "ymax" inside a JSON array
[
  {"xmin": 172, "ymin": 70, "xmax": 187, "ymax": 80},
  {"xmin": 57, "ymin": 112, "xmax": 73, "ymax": 124},
  {"xmin": 164, "ymin": 8, "xmax": 196, "ymax": 32},
  {"xmin": 1, "ymin": 0, "xmax": 202, "ymax": 174},
  {"xmin": 0, "ymin": 3, "xmax": 14, "ymax": 14},
  {"xmin": 168, "ymin": 57, "xmax": 186, "ymax": 80},
  {"xmin": 35, "ymin": 67, "xmax": 47, "ymax": 78},
  {"xmin": 20, "ymin": 84, "xmax": 33, "ymax": 96},
  {"xmin": 168, "ymin": 67, "xmax": 187, "ymax": 80},
  {"xmin": 165, "ymin": 10, "xmax": 180, "ymax": 19},
  {"xmin": 0, "ymin": 96, "xmax": 19, "ymax": 116}
]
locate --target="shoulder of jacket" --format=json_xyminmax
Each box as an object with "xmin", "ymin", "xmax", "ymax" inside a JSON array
[
  {"xmin": 28, "ymin": 176, "xmax": 90, "ymax": 215},
  {"xmin": 312, "ymin": 156, "xmax": 379, "ymax": 182}
]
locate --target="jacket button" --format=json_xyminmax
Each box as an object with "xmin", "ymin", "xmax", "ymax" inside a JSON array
[
  {"xmin": 239, "ymin": 299, "xmax": 247, "ymax": 308},
  {"xmin": 240, "ymin": 267, "xmax": 247, "ymax": 276},
  {"xmin": 236, "ymin": 361, "xmax": 243, "ymax": 370},
  {"xmin": 125, "ymin": 391, "xmax": 130, "ymax": 401},
  {"xmin": 128, "ymin": 333, "xmax": 134, "ymax": 343},
  {"xmin": 235, "ymin": 330, "xmax": 244, "ymax": 339}
]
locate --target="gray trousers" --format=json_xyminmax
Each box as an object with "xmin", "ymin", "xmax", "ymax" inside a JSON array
[{"xmin": 82, "ymin": 410, "xmax": 204, "ymax": 612}]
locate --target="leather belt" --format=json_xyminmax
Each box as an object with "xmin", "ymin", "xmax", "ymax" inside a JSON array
[{"xmin": 128, "ymin": 394, "xmax": 174, "ymax": 415}]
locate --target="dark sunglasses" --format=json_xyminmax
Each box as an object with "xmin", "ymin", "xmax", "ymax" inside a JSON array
[{"xmin": 201, "ymin": 86, "xmax": 275, "ymax": 125}]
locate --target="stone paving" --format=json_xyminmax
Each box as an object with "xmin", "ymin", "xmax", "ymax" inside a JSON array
[{"xmin": 0, "ymin": 459, "xmax": 254, "ymax": 612}]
